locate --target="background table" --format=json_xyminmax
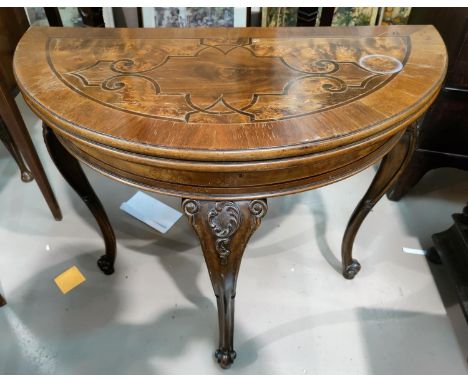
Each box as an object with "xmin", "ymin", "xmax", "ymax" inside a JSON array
[{"xmin": 14, "ymin": 25, "xmax": 446, "ymax": 368}]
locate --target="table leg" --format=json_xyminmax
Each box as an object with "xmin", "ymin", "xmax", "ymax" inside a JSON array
[
  {"xmin": 0, "ymin": 293, "xmax": 6, "ymax": 307},
  {"xmin": 341, "ymin": 124, "xmax": 417, "ymax": 279},
  {"xmin": 182, "ymin": 198, "xmax": 268, "ymax": 368},
  {"xmin": 0, "ymin": 78, "xmax": 62, "ymax": 221},
  {"xmin": 43, "ymin": 123, "xmax": 116, "ymax": 275},
  {"xmin": 0, "ymin": 118, "xmax": 33, "ymax": 182}
]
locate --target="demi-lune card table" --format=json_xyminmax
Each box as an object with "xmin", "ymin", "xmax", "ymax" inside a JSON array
[{"xmin": 13, "ymin": 25, "xmax": 446, "ymax": 368}]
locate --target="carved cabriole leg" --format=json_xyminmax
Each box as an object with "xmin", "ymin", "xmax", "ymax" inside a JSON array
[
  {"xmin": 43, "ymin": 123, "xmax": 116, "ymax": 275},
  {"xmin": 182, "ymin": 199, "xmax": 267, "ymax": 369},
  {"xmin": 341, "ymin": 124, "xmax": 417, "ymax": 279}
]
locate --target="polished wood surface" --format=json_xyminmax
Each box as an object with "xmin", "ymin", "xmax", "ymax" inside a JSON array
[
  {"xmin": 15, "ymin": 26, "xmax": 445, "ymax": 154},
  {"xmin": 14, "ymin": 25, "xmax": 447, "ymax": 368},
  {"xmin": 14, "ymin": 26, "xmax": 446, "ymax": 200}
]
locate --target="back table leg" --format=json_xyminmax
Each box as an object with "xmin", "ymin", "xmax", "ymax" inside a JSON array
[
  {"xmin": 183, "ymin": 199, "xmax": 267, "ymax": 369},
  {"xmin": 42, "ymin": 123, "xmax": 116, "ymax": 275},
  {"xmin": 341, "ymin": 124, "xmax": 417, "ymax": 279},
  {"xmin": 0, "ymin": 119, "xmax": 33, "ymax": 182},
  {"xmin": 0, "ymin": 78, "xmax": 61, "ymax": 220}
]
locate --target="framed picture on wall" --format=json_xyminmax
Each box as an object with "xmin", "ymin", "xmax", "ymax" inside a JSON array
[
  {"xmin": 331, "ymin": 7, "xmax": 379, "ymax": 26},
  {"xmin": 261, "ymin": 7, "xmax": 299, "ymax": 27},
  {"xmin": 24, "ymin": 7, "xmax": 49, "ymax": 25},
  {"xmin": 24, "ymin": 7, "xmax": 111, "ymax": 27},
  {"xmin": 141, "ymin": 7, "xmax": 247, "ymax": 28},
  {"xmin": 377, "ymin": 7, "xmax": 412, "ymax": 25},
  {"xmin": 58, "ymin": 7, "xmax": 85, "ymax": 27}
]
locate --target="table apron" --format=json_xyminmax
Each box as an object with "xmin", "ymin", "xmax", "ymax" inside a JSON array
[{"xmin": 55, "ymin": 128, "xmax": 404, "ymax": 200}]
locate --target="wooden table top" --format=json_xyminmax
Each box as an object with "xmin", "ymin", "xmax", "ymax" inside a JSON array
[{"xmin": 14, "ymin": 26, "xmax": 446, "ymax": 163}]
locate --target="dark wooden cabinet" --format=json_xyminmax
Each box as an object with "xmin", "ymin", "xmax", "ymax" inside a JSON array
[
  {"xmin": 430, "ymin": 204, "xmax": 468, "ymax": 322},
  {"xmin": 388, "ymin": 8, "xmax": 468, "ymax": 325},
  {"xmin": 388, "ymin": 8, "xmax": 468, "ymax": 200}
]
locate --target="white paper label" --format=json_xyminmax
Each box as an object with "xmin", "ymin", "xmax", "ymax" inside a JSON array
[
  {"xmin": 120, "ymin": 191, "xmax": 182, "ymax": 234},
  {"xmin": 402, "ymin": 247, "xmax": 427, "ymax": 256}
]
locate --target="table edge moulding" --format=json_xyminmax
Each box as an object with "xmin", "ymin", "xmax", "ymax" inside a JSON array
[{"xmin": 12, "ymin": 25, "xmax": 447, "ymax": 369}]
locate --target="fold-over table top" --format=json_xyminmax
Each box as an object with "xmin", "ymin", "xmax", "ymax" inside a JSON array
[{"xmin": 14, "ymin": 26, "xmax": 446, "ymax": 161}]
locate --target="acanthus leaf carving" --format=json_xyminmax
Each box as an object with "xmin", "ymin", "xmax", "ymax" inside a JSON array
[{"xmin": 208, "ymin": 202, "xmax": 242, "ymax": 265}]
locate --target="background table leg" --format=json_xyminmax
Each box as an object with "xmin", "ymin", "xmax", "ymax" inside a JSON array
[
  {"xmin": 341, "ymin": 124, "xmax": 417, "ymax": 279},
  {"xmin": 0, "ymin": 118, "xmax": 33, "ymax": 182},
  {"xmin": 0, "ymin": 293, "xmax": 6, "ymax": 307},
  {"xmin": 42, "ymin": 123, "xmax": 116, "ymax": 275},
  {"xmin": 182, "ymin": 198, "xmax": 267, "ymax": 369},
  {"xmin": 0, "ymin": 78, "xmax": 62, "ymax": 220}
]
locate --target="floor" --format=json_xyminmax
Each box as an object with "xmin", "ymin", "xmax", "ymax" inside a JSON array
[{"xmin": 0, "ymin": 95, "xmax": 467, "ymax": 374}]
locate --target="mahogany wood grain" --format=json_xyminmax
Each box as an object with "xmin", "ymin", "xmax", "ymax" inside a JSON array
[
  {"xmin": 183, "ymin": 198, "xmax": 267, "ymax": 368},
  {"xmin": 14, "ymin": 25, "xmax": 446, "ymax": 198},
  {"xmin": 13, "ymin": 25, "xmax": 447, "ymax": 368}
]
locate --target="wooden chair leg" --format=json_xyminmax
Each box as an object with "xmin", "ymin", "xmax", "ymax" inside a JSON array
[
  {"xmin": 43, "ymin": 123, "xmax": 116, "ymax": 275},
  {"xmin": 182, "ymin": 199, "xmax": 267, "ymax": 368},
  {"xmin": 0, "ymin": 118, "xmax": 33, "ymax": 182},
  {"xmin": 0, "ymin": 78, "xmax": 61, "ymax": 220},
  {"xmin": 341, "ymin": 124, "xmax": 417, "ymax": 279}
]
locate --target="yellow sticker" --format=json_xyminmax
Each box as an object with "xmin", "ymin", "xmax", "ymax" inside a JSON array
[{"xmin": 54, "ymin": 266, "xmax": 86, "ymax": 294}]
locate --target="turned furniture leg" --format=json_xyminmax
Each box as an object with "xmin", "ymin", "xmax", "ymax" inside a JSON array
[
  {"xmin": 0, "ymin": 118, "xmax": 33, "ymax": 182},
  {"xmin": 183, "ymin": 199, "xmax": 268, "ymax": 369},
  {"xmin": 341, "ymin": 124, "xmax": 417, "ymax": 279},
  {"xmin": 43, "ymin": 123, "xmax": 116, "ymax": 275},
  {"xmin": 0, "ymin": 78, "xmax": 61, "ymax": 220}
]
